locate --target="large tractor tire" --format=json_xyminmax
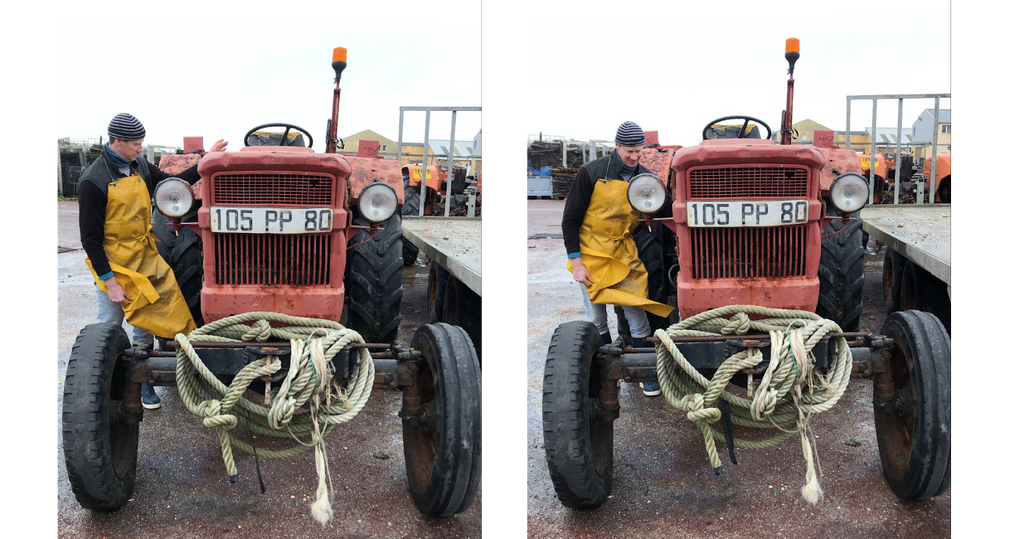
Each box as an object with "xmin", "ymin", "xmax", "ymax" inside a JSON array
[
  {"xmin": 403, "ymin": 323, "xmax": 481, "ymax": 516},
  {"xmin": 345, "ymin": 213, "xmax": 404, "ymax": 344},
  {"xmin": 873, "ymin": 310, "xmax": 951, "ymax": 500},
  {"xmin": 542, "ymin": 321, "xmax": 614, "ymax": 509},
  {"xmin": 62, "ymin": 323, "xmax": 139, "ymax": 511},
  {"xmin": 816, "ymin": 201, "xmax": 865, "ymax": 332}
]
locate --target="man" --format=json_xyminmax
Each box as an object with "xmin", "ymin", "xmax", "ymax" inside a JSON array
[
  {"xmin": 561, "ymin": 121, "xmax": 675, "ymax": 397},
  {"xmin": 78, "ymin": 112, "xmax": 227, "ymax": 409}
]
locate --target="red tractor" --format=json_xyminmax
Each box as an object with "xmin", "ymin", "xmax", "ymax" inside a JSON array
[
  {"xmin": 62, "ymin": 47, "xmax": 481, "ymax": 519},
  {"xmin": 543, "ymin": 38, "xmax": 950, "ymax": 508}
]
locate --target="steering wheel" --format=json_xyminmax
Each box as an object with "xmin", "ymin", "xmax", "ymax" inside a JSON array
[
  {"xmin": 702, "ymin": 116, "xmax": 773, "ymax": 140},
  {"xmin": 243, "ymin": 123, "xmax": 314, "ymax": 148}
]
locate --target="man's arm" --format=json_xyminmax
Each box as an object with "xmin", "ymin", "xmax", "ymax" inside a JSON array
[
  {"xmin": 561, "ymin": 166, "xmax": 595, "ymax": 257},
  {"xmin": 78, "ymin": 181, "xmax": 132, "ymax": 303},
  {"xmin": 561, "ymin": 166, "xmax": 597, "ymax": 285}
]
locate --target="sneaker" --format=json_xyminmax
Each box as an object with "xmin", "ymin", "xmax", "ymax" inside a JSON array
[
  {"xmin": 640, "ymin": 381, "xmax": 661, "ymax": 397},
  {"xmin": 141, "ymin": 383, "xmax": 161, "ymax": 410}
]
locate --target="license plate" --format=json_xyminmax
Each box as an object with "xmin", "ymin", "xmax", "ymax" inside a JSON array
[
  {"xmin": 687, "ymin": 200, "xmax": 809, "ymax": 227},
  {"xmin": 210, "ymin": 206, "xmax": 333, "ymax": 234}
]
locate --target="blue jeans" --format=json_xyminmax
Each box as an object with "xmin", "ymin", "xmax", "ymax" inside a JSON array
[
  {"xmin": 579, "ymin": 283, "xmax": 651, "ymax": 338},
  {"xmin": 95, "ymin": 284, "xmax": 153, "ymax": 346}
]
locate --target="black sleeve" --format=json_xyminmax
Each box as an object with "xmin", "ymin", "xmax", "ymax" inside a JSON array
[
  {"xmin": 561, "ymin": 166, "xmax": 596, "ymax": 256},
  {"xmin": 78, "ymin": 180, "xmax": 112, "ymax": 278}
]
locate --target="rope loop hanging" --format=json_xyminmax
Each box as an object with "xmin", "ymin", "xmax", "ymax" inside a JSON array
[
  {"xmin": 652, "ymin": 304, "xmax": 853, "ymax": 504},
  {"xmin": 173, "ymin": 311, "xmax": 375, "ymax": 526}
]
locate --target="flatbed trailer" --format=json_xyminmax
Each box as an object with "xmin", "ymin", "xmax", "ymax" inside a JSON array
[
  {"xmin": 862, "ymin": 204, "xmax": 950, "ymax": 285},
  {"xmin": 861, "ymin": 203, "xmax": 951, "ymax": 331},
  {"xmin": 402, "ymin": 216, "xmax": 482, "ymax": 294},
  {"xmin": 402, "ymin": 216, "xmax": 482, "ymax": 354}
]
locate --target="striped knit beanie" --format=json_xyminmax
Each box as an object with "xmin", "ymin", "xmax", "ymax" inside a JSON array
[
  {"xmin": 108, "ymin": 113, "xmax": 146, "ymax": 141},
  {"xmin": 615, "ymin": 121, "xmax": 645, "ymax": 147}
]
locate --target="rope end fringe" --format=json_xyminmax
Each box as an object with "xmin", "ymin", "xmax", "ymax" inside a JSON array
[{"xmin": 311, "ymin": 495, "xmax": 333, "ymax": 526}]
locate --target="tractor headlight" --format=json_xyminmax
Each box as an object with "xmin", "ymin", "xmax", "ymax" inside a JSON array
[
  {"xmin": 829, "ymin": 173, "xmax": 870, "ymax": 213},
  {"xmin": 626, "ymin": 173, "xmax": 668, "ymax": 214},
  {"xmin": 153, "ymin": 177, "xmax": 194, "ymax": 218},
  {"xmin": 357, "ymin": 182, "xmax": 398, "ymax": 223}
]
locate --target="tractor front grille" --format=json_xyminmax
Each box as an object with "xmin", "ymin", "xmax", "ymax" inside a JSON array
[
  {"xmin": 213, "ymin": 233, "xmax": 333, "ymax": 286},
  {"xmin": 688, "ymin": 166, "xmax": 809, "ymax": 199},
  {"xmin": 212, "ymin": 173, "xmax": 334, "ymax": 206},
  {"xmin": 690, "ymin": 225, "xmax": 808, "ymax": 279},
  {"xmin": 684, "ymin": 165, "xmax": 812, "ymax": 280}
]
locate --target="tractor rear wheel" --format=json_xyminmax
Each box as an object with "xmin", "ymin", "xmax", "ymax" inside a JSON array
[
  {"xmin": 874, "ymin": 310, "xmax": 951, "ymax": 500},
  {"xmin": 816, "ymin": 201, "xmax": 865, "ymax": 332},
  {"xmin": 403, "ymin": 323, "xmax": 481, "ymax": 516},
  {"xmin": 542, "ymin": 321, "xmax": 614, "ymax": 509},
  {"xmin": 62, "ymin": 323, "xmax": 139, "ymax": 511},
  {"xmin": 401, "ymin": 177, "xmax": 421, "ymax": 266},
  {"xmin": 345, "ymin": 213, "xmax": 404, "ymax": 344}
]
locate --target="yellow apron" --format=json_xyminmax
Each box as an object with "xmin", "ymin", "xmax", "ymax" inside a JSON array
[
  {"xmin": 567, "ymin": 178, "xmax": 675, "ymax": 318},
  {"xmin": 86, "ymin": 171, "xmax": 197, "ymax": 338}
]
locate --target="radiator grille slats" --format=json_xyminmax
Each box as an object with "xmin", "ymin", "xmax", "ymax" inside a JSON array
[
  {"xmin": 214, "ymin": 233, "xmax": 332, "ymax": 286},
  {"xmin": 688, "ymin": 167, "xmax": 808, "ymax": 199},
  {"xmin": 212, "ymin": 173, "xmax": 334, "ymax": 205},
  {"xmin": 689, "ymin": 226, "xmax": 807, "ymax": 279}
]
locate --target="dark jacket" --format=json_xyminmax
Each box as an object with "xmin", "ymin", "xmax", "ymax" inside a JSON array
[
  {"xmin": 78, "ymin": 148, "xmax": 201, "ymax": 278},
  {"xmin": 561, "ymin": 153, "xmax": 652, "ymax": 256}
]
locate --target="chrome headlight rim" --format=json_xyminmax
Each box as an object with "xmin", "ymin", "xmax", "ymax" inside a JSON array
[
  {"xmin": 829, "ymin": 172, "xmax": 870, "ymax": 213},
  {"xmin": 357, "ymin": 181, "xmax": 399, "ymax": 224},
  {"xmin": 153, "ymin": 177, "xmax": 194, "ymax": 218},
  {"xmin": 626, "ymin": 173, "xmax": 668, "ymax": 215}
]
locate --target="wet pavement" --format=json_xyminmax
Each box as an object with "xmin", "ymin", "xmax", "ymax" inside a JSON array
[
  {"xmin": 524, "ymin": 199, "xmax": 950, "ymax": 538},
  {"xmin": 56, "ymin": 201, "xmax": 480, "ymax": 538}
]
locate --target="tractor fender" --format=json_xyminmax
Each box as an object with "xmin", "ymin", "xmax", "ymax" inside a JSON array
[
  {"xmin": 344, "ymin": 156, "xmax": 405, "ymax": 207},
  {"xmin": 816, "ymin": 147, "xmax": 863, "ymax": 193}
]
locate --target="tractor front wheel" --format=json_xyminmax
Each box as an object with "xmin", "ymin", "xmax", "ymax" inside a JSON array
[
  {"xmin": 62, "ymin": 323, "xmax": 139, "ymax": 511},
  {"xmin": 542, "ymin": 320, "xmax": 614, "ymax": 509},
  {"xmin": 873, "ymin": 310, "xmax": 951, "ymax": 500},
  {"xmin": 345, "ymin": 213, "xmax": 404, "ymax": 344},
  {"xmin": 402, "ymin": 323, "xmax": 481, "ymax": 516}
]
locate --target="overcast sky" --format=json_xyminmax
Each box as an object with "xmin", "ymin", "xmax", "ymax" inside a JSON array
[
  {"xmin": 524, "ymin": 2, "xmax": 951, "ymax": 147},
  {"xmin": 49, "ymin": 3, "xmax": 482, "ymax": 150}
]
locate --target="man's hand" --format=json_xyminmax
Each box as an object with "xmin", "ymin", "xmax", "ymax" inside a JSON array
[
  {"xmin": 209, "ymin": 139, "xmax": 229, "ymax": 152},
  {"xmin": 105, "ymin": 277, "xmax": 132, "ymax": 304},
  {"xmin": 571, "ymin": 257, "xmax": 594, "ymax": 286}
]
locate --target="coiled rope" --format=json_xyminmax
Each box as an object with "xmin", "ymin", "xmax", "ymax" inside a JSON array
[
  {"xmin": 173, "ymin": 312, "xmax": 375, "ymax": 526},
  {"xmin": 652, "ymin": 305, "xmax": 853, "ymax": 505}
]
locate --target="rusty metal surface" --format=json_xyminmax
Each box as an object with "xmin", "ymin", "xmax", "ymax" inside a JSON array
[
  {"xmin": 639, "ymin": 146, "xmax": 681, "ymax": 188},
  {"xmin": 345, "ymin": 156, "xmax": 405, "ymax": 206},
  {"xmin": 526, "ymin": 198, "xmax": 950, "ymax": 538},
  {"xmin": 57, "ymin": 201, "xmax": 480, "ymax": 538},
  {"xmin": 158, "ymin": 154, "xmax": 202, "ymax": 176}
]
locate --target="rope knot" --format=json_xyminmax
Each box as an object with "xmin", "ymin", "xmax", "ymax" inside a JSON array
[
  {"xmin": 721, "ymin": 313, "xmax": 751, "ymax": 335},
  {"xmin": 681, "ymin": 394, "xmax": 721, "ymax": 423},
  {"xmin": 198, "ymin": 399, "xmax": 238, "ymax": 429},
  {"xmin": 241, "ymin": 319, "xmax": 273, "ymax": 341}
]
